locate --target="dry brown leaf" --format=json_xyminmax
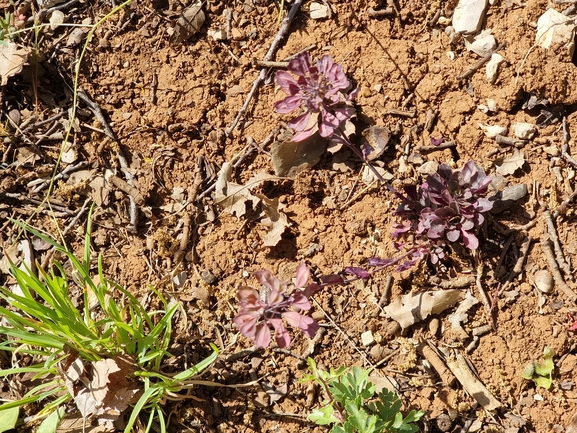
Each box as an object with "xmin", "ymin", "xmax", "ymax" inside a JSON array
[
  {"xmin": 214, "ymin": 163, "xmax": 276, "ymax": 217},
  {"xmin": 0, "ymin": 41, "xmax": 28, "ymax": 86},
  {"xmin": 257, "ymin": 194, "xmax": 290, "ymax": 246},
  {"xmin": 270, "ymin": 134, "xmax": 327, "ymax": 177},
  {"xmin": 495, "ymin": 148, "xmax": 525, "ymax": 176},
  {"xmin": 170, "ymin": 3, "xmax": 205, "ymax": 45},
  {"xmin": 59, "ymin": 353, "xmax": 142, "ymax": 427},
  {"xmin": 383, "ymin": 289, "xmax": 462, "ymax": 329}
]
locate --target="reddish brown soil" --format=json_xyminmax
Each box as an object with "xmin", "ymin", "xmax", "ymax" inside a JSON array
[{"xmin": 2, "ymin": 0, "xmax": 577, "ymax": 432}]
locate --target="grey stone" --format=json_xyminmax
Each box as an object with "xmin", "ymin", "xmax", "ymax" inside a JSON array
[{"xmin": 489, "ymin": 184, "xmax": 528, "ymax": 214}]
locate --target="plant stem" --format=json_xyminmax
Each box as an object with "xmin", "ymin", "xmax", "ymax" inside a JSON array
[{"xmin": 332, "ymin": 127, "xmax": 403, "ymax": 199}]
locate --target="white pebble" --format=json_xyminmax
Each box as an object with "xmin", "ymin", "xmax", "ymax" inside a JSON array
[
  {"xmin": 486, "ymin": 53, "xmax": 504, "ymax": 84},
  {"xmin": 361, "ymin": 330, "xmax": 375, "ymax": 347},
  {"xmin": 513, "ymin": 122, "xmax": 536, "ymax": 140},
  {"xmin": 452, "ymin": 0, "xmax": 489, "ymax": 34},
  {"xmin": 478, "ymin": 123, "xmax": 507, "ymax": 138}
]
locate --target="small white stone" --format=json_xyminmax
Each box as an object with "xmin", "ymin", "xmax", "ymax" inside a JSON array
[
  {"xmin": 465, "ymin": 30, "xmax": 497, "ymax": 56},
  {"xmin": 417, "ymin": 161, "xmax": 439, "ymax": 175},
  {"xmin": 486, "ymin": 53, "xmax": 504, "ymax": 84},
  {"xmin": 478, "ymin": 123, "xmax": 507, "ymax": 138},
  {"xmin": 513, "ymin": 122, "xmax": 536, "ymax": 140},
  {"xmin": 543, "ymin": 145, "xmax": 560, "ymax": 157},
  {"xmin": 207, "ymin": 28, "xmax": 226, "ymax": 41},
  {"xmin": 536, "ymin": 8, "xmax": 577, "ymax": 54},
  {"xmin": 361, "ymin": 330, "xmax": 375, "ymax": 347},
  {"xmin": 534, "ymin": 393, "xmax": 544, "ymax": 401},
  {"xmin": 478, "ymin": 104, "xmax": 489, "ymax": 114},
  {"xmin": 533, "ymin": 270, "xmax": 554, "ymax": 294},
  {"xmin": 486, "ymin": 99, "xmax": 497, "ymax": 112},
  {"xmin": 452, "ymin": 0, "xmax": 489, "ymax": 34},
  {"xmin": 310, "ymin": 2, "xmax": 330, "ymax": 19}
]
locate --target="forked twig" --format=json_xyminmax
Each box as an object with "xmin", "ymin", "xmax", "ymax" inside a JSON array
[
  {"xmin": 540, "ymin": 234, "xmax": 577, "ymax": 301},
  {"xmin": 543, "ymin": 210, "xmax": 572, "ymax": 278},
  {"xmin": 225, "ymin": 0, "xmax": 304, "ymax": 135}
]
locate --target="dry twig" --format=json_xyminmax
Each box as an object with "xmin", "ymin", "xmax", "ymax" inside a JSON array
[
  {"xmin": 457, "ymin": 43, "xmax": 506, "ymax": 80},
  {"xmin": 225, "ymin": 0, "xmax": 304, "ymax": 136},
  {"xmin": 540, "ymin": 235, "xmax": 577, "ymax": 301},
  {"xmin": 543, "ymin": 210, "xmax": 572, "ymax": 278}
]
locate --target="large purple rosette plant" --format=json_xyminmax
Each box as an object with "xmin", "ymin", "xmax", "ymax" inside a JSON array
[{"xmin": 274, "ymin": 52, "xmax": 357, "ymax": 142}]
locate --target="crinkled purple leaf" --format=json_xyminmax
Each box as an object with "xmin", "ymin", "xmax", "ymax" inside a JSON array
[
  {"xmin": 302, "ymin": 282, "xmax": 320, "ymax": 298},
  {"xmin": 368, "ymin": 257, "xmax": 396, "ymax": 267},
  {"xmin": 446, "ymin": 229, "xmax": 460, "ymax": 242},
  {"xmin": 345, "ymin": 266, "xmax": 371, "ymax": 279},
  {"xmin": 430, "ymin": 137, "xmax": 444, "ymax": 146},
  {"xmin": 291, "ymin": 291, "xmax": 312, "ymax": 310},
  {"xmin": 254, "ymin": 269, "xmax": 286, "ymax": 293},
  {"xmin": 275, "ymin": 95, "xmax": 302, "ymax": 114},
  {"xmin": 254, "ymin": 323, "xmax": 272, "ymax": 348},
  {"xmin": 282, "ymin": 311, "xmax": 319, "ymax": 338},
  {"xmin": 295, "ymin": 262, "xmax": 310, "ymax": 289},
  {"xmin": 475, "ymin": 197, "xmax": 493, "ymax": 212},
  {"xmin": 275, "ymin": 70, "xmax": 301, "ymax": 96},
  {"xmin": 269, "ymin": 318, "xmax": 291, "ymax": 348}
]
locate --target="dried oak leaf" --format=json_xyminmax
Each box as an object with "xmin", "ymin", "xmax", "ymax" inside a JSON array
[
  {"xmin": 0, "ymin": 41, "xmax": 28, "ymax": 86},
  {"xmin": 170, "ymin": 3, "xmax": 205, "ymax": 45},
  {"xmin": 257, "ymin": 194, "xmax": 290, "ymax": 247},
  {"xmin": 383, "ymin": 289, "xmax": 462, "ymax": 329},
  {"xmin": 495, "ymin": 149, "xmax": 525, "ymax": 176},
  {"xmin": 214, "ymin": 163, "xmax": 276, "ymax": 217},
  {"xmin": 59, "ymin": 354, "xmax": 142, "ymax": 426}
]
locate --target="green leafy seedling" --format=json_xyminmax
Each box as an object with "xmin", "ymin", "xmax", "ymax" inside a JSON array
[
  {"xmin": 302, "ymin": 358, "xmax": 424, "ymax": 433},
  {"xmin": 521, "ymin": 346, "xmax": 555, "ymax": 390}
]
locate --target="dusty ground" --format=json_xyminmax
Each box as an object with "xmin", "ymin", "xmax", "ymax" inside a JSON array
[{"xmin": 2, "ymin": 0, "xmax": 577, "ymax": 431}]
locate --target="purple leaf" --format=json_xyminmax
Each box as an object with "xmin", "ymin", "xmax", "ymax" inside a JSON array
[
  {"xmin": 295, "ymin": 263, "xmax": 310, "ymax": 289},
  {"xmin": 367, "ymin": 257, "xmax": 395, "ymax": 267},
  {"xmin": 430, "ymin": 137, "xmax": 444, "ymax": 146},
  {"xmin": 322, "ymin": 274, "xmax": 346, "ymax": 285},
  {"xmin": 254, "ymin": 323, "xmax": 272, "ymax": 349},
  {"xmin": 345, "ymin": 266, "xmax": 371, "ymax": 279}
]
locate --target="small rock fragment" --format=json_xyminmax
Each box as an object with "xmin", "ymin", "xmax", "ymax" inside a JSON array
[
  {"xmin": 417, "ymin": 161, "xmax": 439, "ymax": 175},
  {"xmin": 208, "ymin": 28, "xmax": 226, "ymax": 41},
  {"xmin": 361, "ymin": 330, "xmax": 375, "ymax": 347},
  {"xmin": 489, "ymin": 183, "xmax": 528, "ymax": 214},
  {"xmin": 486, "ymin": 99, "xmax": 497, "ymax": 112},
  {"xmin": 533, "ymin": 270, "xmax": 554, "ymax": 294},
  {"xmin": 310, "ymin": 2, "xmax": 330, "ymax": 19},
  {"xmin": 513, "ymin": 122, "xmax": 536, "ymax": 140},
  {"xmin": 486, "ymin": 53, "xmax": 504, "ymax": 84},
  {"xmin": 536, "ymin": 8, "xmax": 577, "ymax": 54},
  {"xmin": 465, "ymin": 30, "xmax": 496, "ymax": 56},
  {"xmin": 452, "ymin": 0, "xmax": 489, "ymax": 34},
  {"xmin": 543, "ymin": 145, "xmax": 560, "ymax": 157},
  {"xmin": 201, "ymin": 269, "xmax": 217, "ymax": 285},
  {"xmin": 479, "ymin": 123, "xmax": 507, "ymax": 138}
]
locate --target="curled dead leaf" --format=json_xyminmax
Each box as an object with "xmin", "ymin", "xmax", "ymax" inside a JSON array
[
  {"xmin": 383, "ymin": 289, "xmax": 462, "ymax": 329},
  {"xmin": 494, "ymin": 148, "xmax": 525, "ymax": 176},
  {"xmin": 170, "ymin": 3, "xmax": 205, "ymax": 45},
  {"xmin": 0, "ymin": 41, "xmax": 29, "ymax": 86}
]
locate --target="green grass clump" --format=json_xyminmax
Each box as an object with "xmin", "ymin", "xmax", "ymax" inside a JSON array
[{"xmin": 0, "ymin": 217, "xmax": 217, "ymax": 432}]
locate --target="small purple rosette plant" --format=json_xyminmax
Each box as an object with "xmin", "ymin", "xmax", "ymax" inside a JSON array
[
  {"xmin": 336, "ymin": 160, "xmax": 494, "ymax": 281},
  {"xmin": 391, "ymin": 160, "xmax": 493, "ymax": 268},
  {"xmin": 234, "ymin": 263, "xmax": 320, "ymax": 349},
  {"xmin": 274, "ymin": 52, "xmax": 357, "ymax": 142}
]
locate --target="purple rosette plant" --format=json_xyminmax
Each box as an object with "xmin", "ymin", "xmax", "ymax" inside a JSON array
[
  {"xmin": 274, "ymin": 52, "xmax": 399, "ymax": 185},
  {"xmin": 326, "ymin": 160, "xmax": 494, "ymax": 281},
  {"xmin": 274, "ymin": 52, "xmax": 357, "ymax": 142},
  {"xmin": 234, "ymin": 263, "xmax": 320, "ymax": 349}
]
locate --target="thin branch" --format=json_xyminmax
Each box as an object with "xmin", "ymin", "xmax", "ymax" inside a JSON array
[{"xmin": 225, "ymin": 0, "xmax": 304, "ymax": 135}]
